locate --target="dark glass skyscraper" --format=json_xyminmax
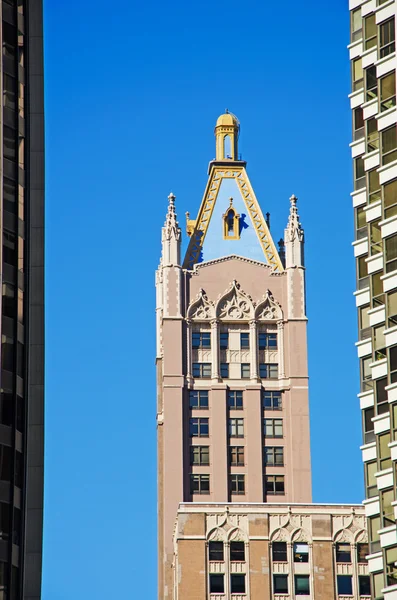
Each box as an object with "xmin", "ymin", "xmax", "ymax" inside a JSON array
[{"xmin": 0, "ymin": 0, "xmax": 44, "ymax": 598}]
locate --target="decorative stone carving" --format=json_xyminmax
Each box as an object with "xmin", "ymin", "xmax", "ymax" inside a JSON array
[
  {"xmin": 269, "ymin": 513, "xmax": 312, "ymax": 542},
  {"xmin": 216, "ymin": 280, "xmax": 254, "ymax": 320},
  {"xmin": 187, "ymin": 288, "xmax": 215, "ymax": 320},
  {"xmin": 206, "ymin": 510, "xmax": 249, "ymax": 541},
  {"xmin": 255, "ymin": 289, "xmax": 283, "ymax": 321},
  {"xmin": 332, "ymin": 512, "xmax": 368, "ymax": 543}
]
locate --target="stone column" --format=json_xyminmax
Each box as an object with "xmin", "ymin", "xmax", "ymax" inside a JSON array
[
  {"xmin": 277, "ymin": 320, "xmax": 285, "ymax": 378},
  {"xmin": 211, "ymin": 319, "xmax": 219, "ymax": 380},
  {"xmin": 186, "ymin": 319, "xmax": 192, "ymax": 384},
  {"xmin": 250, "ymin": 320, "xmax": 258, "ymax": 380}
]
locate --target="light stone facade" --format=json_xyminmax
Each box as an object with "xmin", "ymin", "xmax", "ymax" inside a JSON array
[
  {"xmin": 157, "ymin": 113, "xmax": 367, "ymax": 599},
  {"xmin": 173, "ymin": 504, "xmax": 369, "ymax": 600},
  {"xmin": 349, "ymin": 1, "xmax": 397, "ymax": 598}
]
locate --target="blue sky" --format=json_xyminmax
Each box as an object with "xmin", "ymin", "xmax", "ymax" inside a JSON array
[{"xmin": 44, "ymin": 1, "xmax": 357, "ymax": 598}]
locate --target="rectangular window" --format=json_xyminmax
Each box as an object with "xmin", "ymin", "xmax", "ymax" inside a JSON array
[
  {"xmin": 295, "ymin": 575, "xmax": 310, "ymax": 596},
  {"xmin": 364, "ymin": 13, "xmax": 376, "ymax": 49},
  {"xmin": 192, "ymin": 331, "xmax": 211, "ymax": 349},
  {"xmin": 380, "ymin": 71, "xmax": 396, "ymax": 112},
  {"xmin": 230, "ymin": 541, "xmax": 245, "ymax": 562},
  {"xmin": 352, "ymin": 8, "xmax": 362, "ymax": 42},
  {"xmin": 366, "ymin": 65, "xmax": 377, "ymax": 100},
  {"xmin": 258, "ymin": 332, "xmax": 277, "ymax": 349},
  {"xmin": 189, "ymin": 390, "xmax": 209, "ymax": 409},
  {"xmin": 230, "ymin": 446, "xmax": 244, "ymax": 466},
  {"xmin": 272, "ymin": 541, "xmax": 287, "ymax": 562},
  {"xmin": 357, "ymin": 543, "xmax": 369, "ymax": 564},
  {"xmin": 190, "ymin": 446, "xmax": 209, "ymax": 465},
  {"xmin": 189, "ymin": 417, "xmax": 209, "ymax": 437},
  {"xmin": 358, "ymin": 575, "xmax": 371, "ymax": 596},
  {"xmin": 391, "ymin": 345, "xmax": 397, "ymax": 382},
  {"xmin": 382, "ymin": 125, "xmax": 397, "ymax": 165},
  {"xmin": 259, "ymin": 363, "xmax": 278, "ymax": 379},
  {"xmin": 241, "ymin": 363, "xmax": 250, "ymax": 379},
  {"xmin": 228, "ymin": 390, "xmax": 243, "ymax": 409},
  {"xmin": 379, "ymin": 433, "xmax": 392, "ymax": 470},
  {"xmin": 368, "ymin": 169, "xmax": 381, "ymax": 204},
  {"xmin": 366, "ymin": 461, "xmax": 378, "ymax": 499},
  {"xmin": 264, "ymin": 446, "xmax": 284, "ymax": 466},
  {"xmin": 229, "ymin": 418, "xmax": 244, "ymax": 438},
  {"xmin": 363, "ymin": 407, "xmax": 375, "ymax": 444},
  {"xmin": 209, "ymin": 574, "xmax": 224, "ymax": 594},
  {"xmin": 381, "ymin": 488, "xmax": 395, "ymax": 528},
  {"xmin": 354, "ymin": 107, "xmax": 365, "ymax": 141},
  {"xmin": 337, "ymin": 575, "xmax": 353, "ymax": 595},
  {"xmin": 294, "ymin": 543, "xmax": 309, "ymax": 563},
  {"xmin": 380, "ymin": 18, "xmax": 395, "ymax": 58},
  {"xmin": 265, "ymin": 474, "xmax": 285, "ymax": 495},
  {"xmin": 190, "ymin": 474, "xmax": 210, "ymax": 494},
  {"xmin": 373, "ymin": 572, "xmax": 384, "ymax": 599},
  {"xmin": 264, "ymin": 419, "xmax": 283, "ymax": 438},
  {"xmin": 370, "ymin": 221, "xmax": 382, "ymax": 256},
  {"xmin": 386, "ymin": 546, "xmax": 397, "ymax": 586},
  {"xmin": 273, "ymin": 574, "xmax": 288, "ymax": 594},
  {"xmin": 386, "ymin": 234, "xmax": 397, "ymax": 273},
  {"xmin": 263, "ymin": 390, "xmax": 282, "ymax": 410},
  {"xmin": 355, "ymin": 156, "xmax": 365, "ymax": 190},
  {"xmin": 385, "ymin": 179, "xmax": 397, "ymax": 219},
  {"xmin": 230, "ymin": 474, "xmax": 245, "ymax": 495},
  {"xmin": 220, "ymin": 363, "xmax": 229, "ymax": 378},
  {"xmin": 192, "ymin": 363, "xmax": 211, "ymax": 378},
  {"xmin": 352, "ymin": 57, "xmax": 363, "ymax": 91},
  {"xmin": 208, "ymin": 541, "xmax": 224, "ymax": 561},
  {"xmin": 389, "ymin": 290, "xmax": 397, "ymax": 327},
  {"xmin": 336, "ymin": 543, "xmax": 352, "ymax": 563},
  {"xmin": 367, "ymin": 117, "xmax": 379, "ymax": 152},
  {"xmin": 240, "ymin": 332, "xmax": 249, "ymax": 349},
  {"xmin": 356, "ymin": 206, "xmax": 367, "ymax": 241},
  {"xmin": 369, "ymin": 515, "xmax": 381, "ymax": 553},
  {"xmin": 230, "ymin": 574, "xmax": 245, "ymax": 594},
  {"xmin": 220, "ymin": 332, "xmax": 229, "ymax": 349}
]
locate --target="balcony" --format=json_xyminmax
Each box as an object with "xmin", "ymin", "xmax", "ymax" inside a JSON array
[
  {"xmin": 382, "ymin": 583, "xmax": 397, "ymax": 599},
  {"xmin": 367, "ymin": 551, "xmax": 383, "ymax": 573},
  {"xmin": 380, "ymin": 524, "xmax": 397, "ymax": 548},
  {"xmin": 368, "ymin": 305, "xmax": 386, "ymax": 326}
]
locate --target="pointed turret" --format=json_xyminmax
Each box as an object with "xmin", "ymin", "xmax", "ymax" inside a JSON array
[
  {"xmin": 162, "ymin": 192, "xmax": 181, "ymax": 266},
  {"xmin": 284, "ymin": 194, "xmax": 304, "ymax": 268}
]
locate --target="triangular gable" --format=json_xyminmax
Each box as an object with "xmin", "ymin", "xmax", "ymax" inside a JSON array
[{"xmin": 183, "ymin": 165, "xmax": 283, "ymax": 271}]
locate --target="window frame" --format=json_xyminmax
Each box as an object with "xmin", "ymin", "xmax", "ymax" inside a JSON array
[
  {"xmin": 230, "ymin": 473, "xmax": 245, "ymax": 495},
  {"xmin": 228, "ymin": 390, "xmax": 243, "ymax": 410},
  {"xmin": 189, "ymin": 390, "xmax": 209, "ymax": 409},
  {"xmin": 189, "ymin": 417, "xmax": 209, "ymax": 437}
]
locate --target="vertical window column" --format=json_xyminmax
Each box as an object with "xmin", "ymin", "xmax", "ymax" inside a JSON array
[
  {"xmin": 186, "ymin": 319, "xmax": 192, "ymax": 382},
  {"xmin": 277, "ymin": 321, "xmax": 285, "ymax": 378},
  {"xmin": 249, "ymin": 320, "xmax": 258, "ymax": 380},
  {"xmin": 211, "ymin": 320, "xmax": 219, "ymax": 380}
]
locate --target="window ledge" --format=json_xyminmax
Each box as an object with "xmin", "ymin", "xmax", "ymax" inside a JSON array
[
  {"xmin": 378, "ymin": 524, "xmax": 396, "ymax": 536},
  {"xmin": 352, "ymin": 237, "xmax": 369, "ymax": 248},
  {"xmin": 357, "ymin": 389, "xmax": 374, "ymax": 399},
  {"xmin": 359, "ymin": 441, "xmax": 376, "ymax": 452},
  {"xmin": 363, "ymin": 198, "xmax": 381, "ymax": 212},
  {"xmin": 375, "ymin": 466, "xmax": 393, "ymax": 478},
  {"xmin": 353, "ymin": 287, "xmax": 370, "ymax": 297},
  {"xmin": 363, "ymin": 148, "xmax": 379, "ymax": 162},
  {"xmin": 362, "ymin": 96, "xmax": 378, "ymax": 110},
  {"xmin": 381, "ymin": 269, "xmax": 397, "ymax": 282},
  {"xmin": 376, "ymin": 105, "xmax": 397, "ymax": 121},
  {"xmin": 378, "ymin": 158, "xmax": 397, "ymax": 174},
  {"xmin": 350, "ymin": 137, "xmax": 366, "ymax": 149},
  {"xmin": 349, "ymin": 87, "xmax": 365, "ymax": 100},
  {"xmin": 375, "ymin": 51, "xmax": 396, "ymax": 69},
  {"xmin": 386, "ymin": 381, "xmax": 397, "ymax": 392},
  {"xmin": 348, "ymin": 39, "xmax": 363, "ymax": 51},
  {"xmin": 369, "ymin": 357, "xmax": 387, "ymax": 369},
  {"xmin": 375, "ymin": 0, "xmax": 394, "ymax": 13},
  {"xmin": 379, "ymin": 214, "xmax": 397, "ymax": 228}
]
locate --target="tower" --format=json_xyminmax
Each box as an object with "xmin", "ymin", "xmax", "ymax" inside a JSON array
[
  {"xmin": 0, "ymin": 1, "xmax": 45, "ymax": 598},
  {"xmin": 157, "ymin": 114, "xmax": 368, "ymax": 600},
  {"xmin": 349, "ymin": 2, "xmax": 397, "ymax": 598}
]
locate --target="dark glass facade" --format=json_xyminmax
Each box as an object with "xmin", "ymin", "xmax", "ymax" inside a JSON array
[{"xmin": 0, "ymin": 0, "xmax": 44, "ymax": 598}]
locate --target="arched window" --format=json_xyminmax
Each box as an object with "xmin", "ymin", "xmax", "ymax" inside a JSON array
[
  {"xmin": 223, "ymin": 201, "xmax": 240, "ymax": 240},
  {"xmin": 223, "ymin": 135, "xmax": 232, "ymax": 159}
]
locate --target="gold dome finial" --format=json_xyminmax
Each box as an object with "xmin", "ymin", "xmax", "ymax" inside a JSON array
[{"xmin": 214, "ymin": 111, "xmax": 240, "ymax": 160}]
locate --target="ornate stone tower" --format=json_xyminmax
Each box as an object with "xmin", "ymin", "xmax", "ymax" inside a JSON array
[{"xmin": 156, "ymin": 113, "xmax": 368, "ymax": 600}]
